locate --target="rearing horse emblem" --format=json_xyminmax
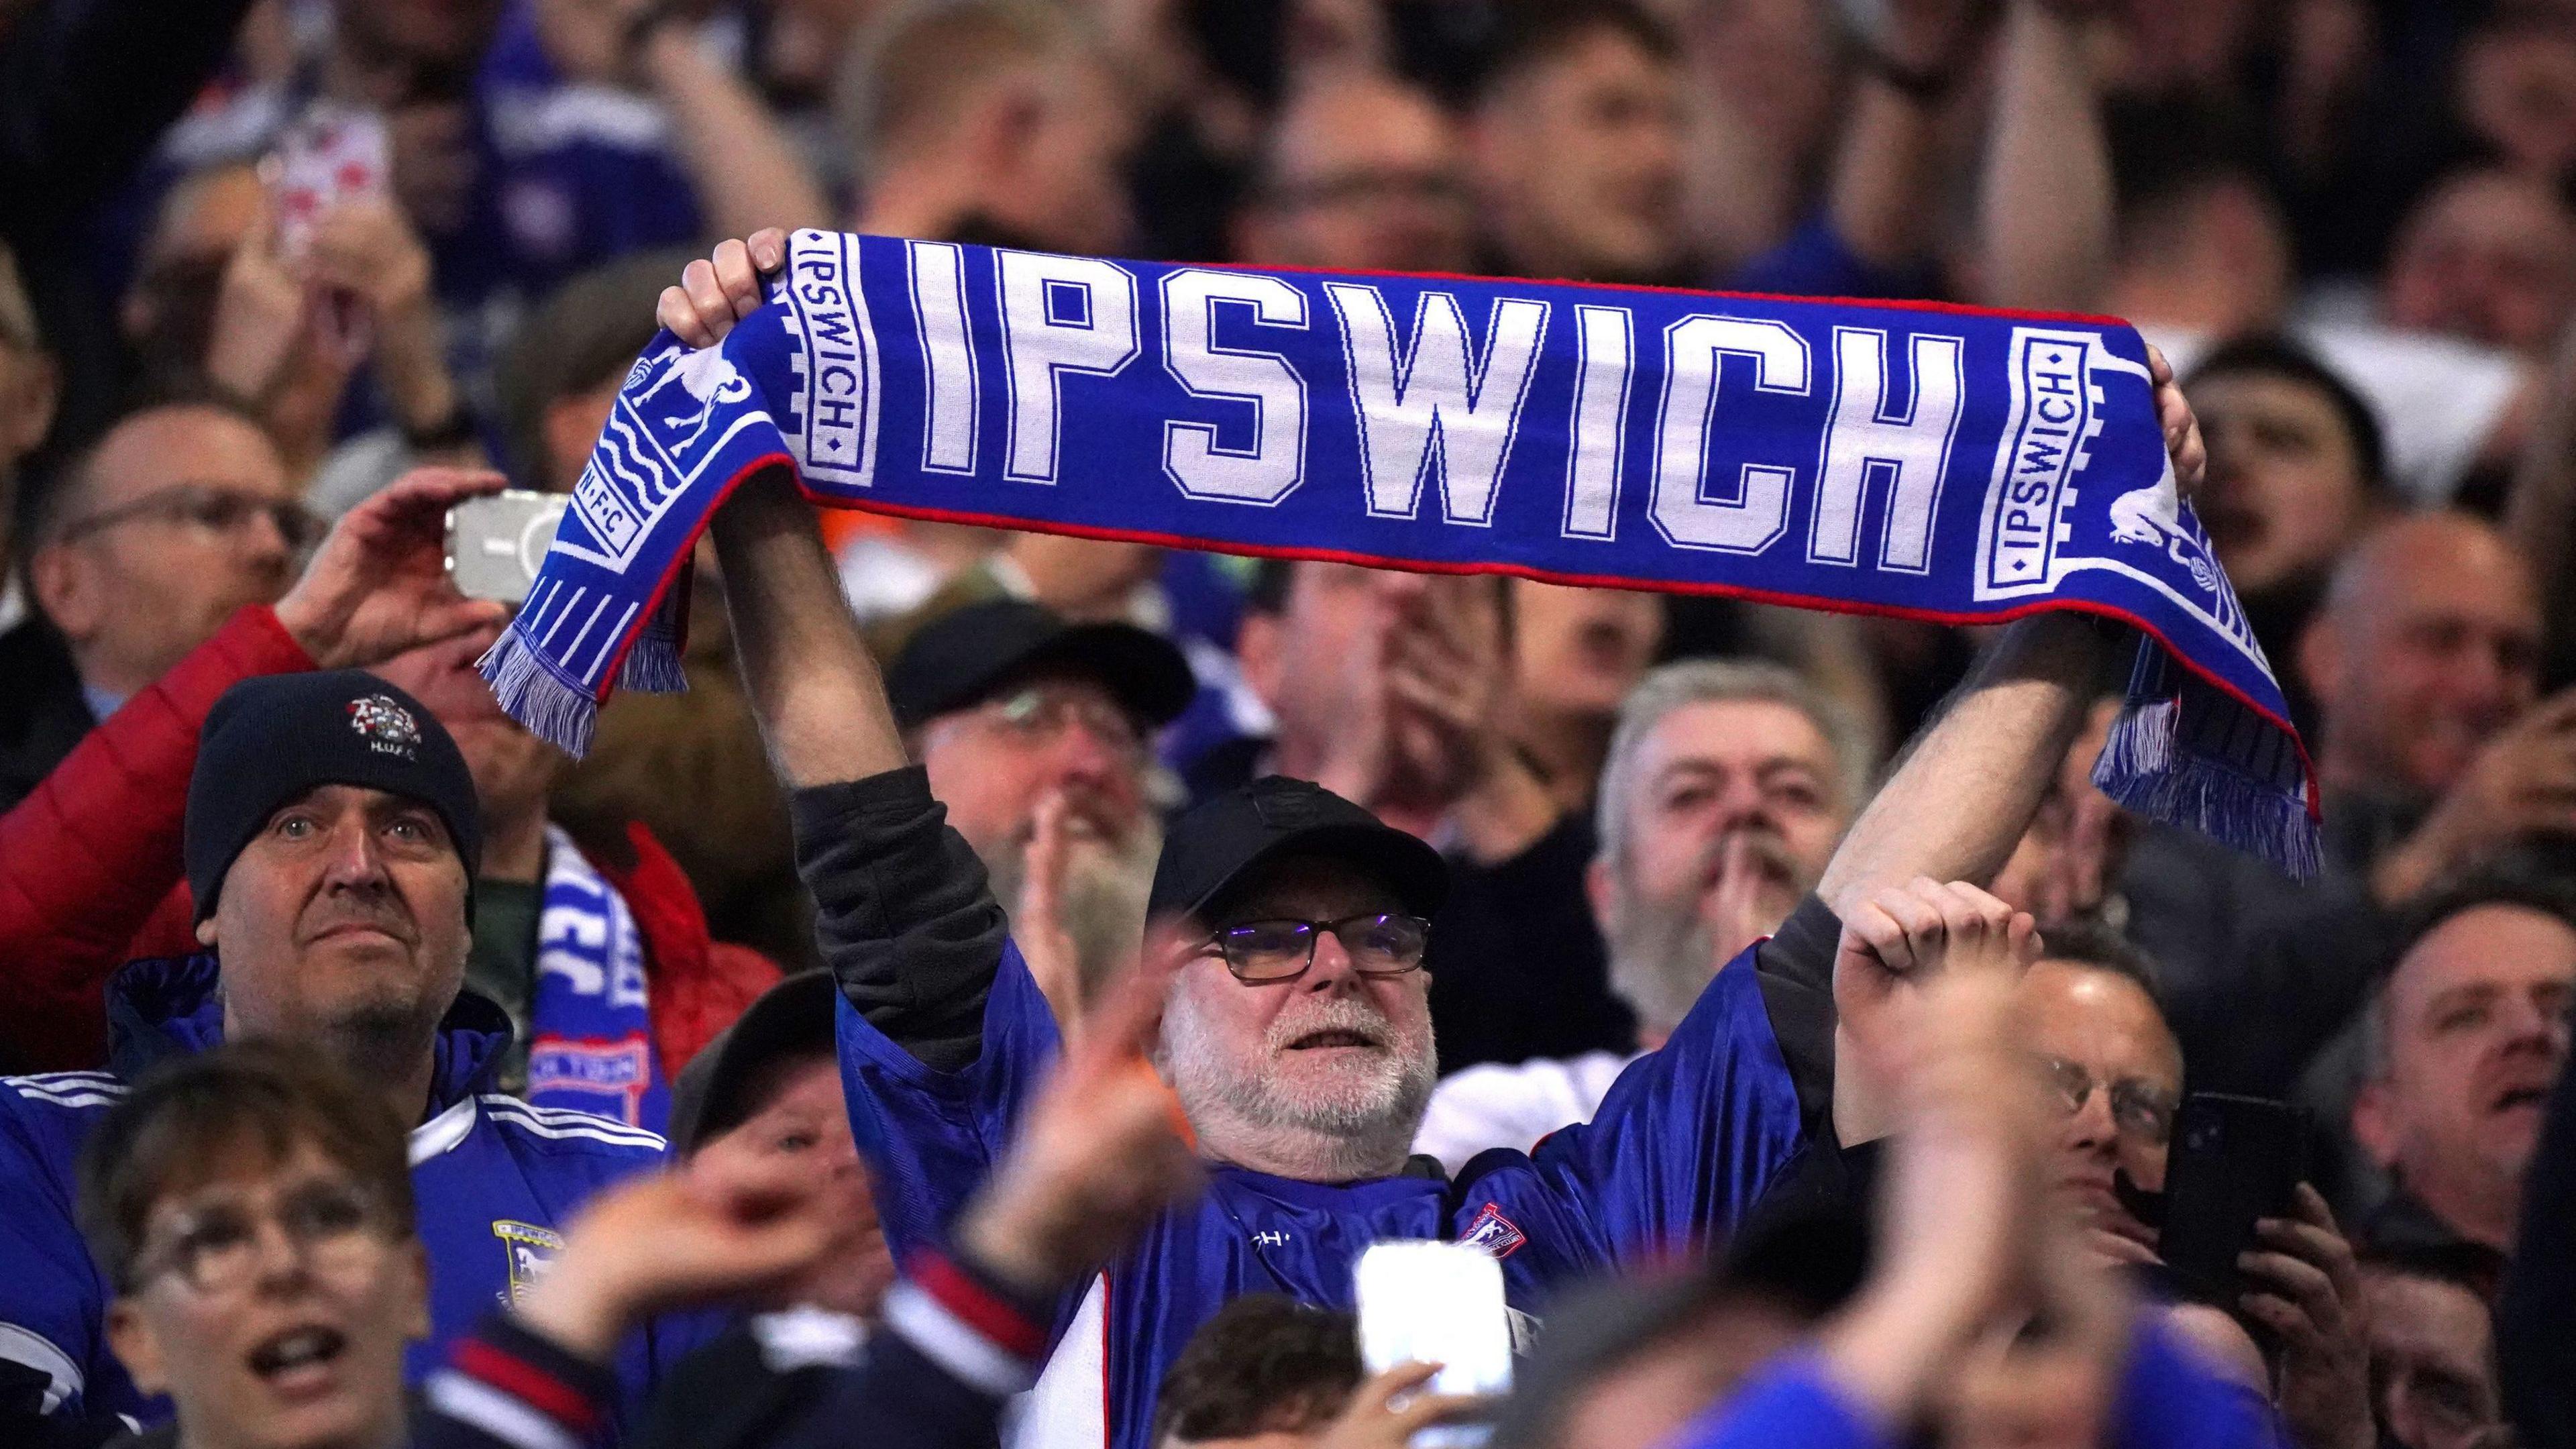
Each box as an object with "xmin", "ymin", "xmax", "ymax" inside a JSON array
[
  {"xmin": 631, "ymin": 344, "xmax": 754, "ymax": 458},
  {"xmin": 2106, "ymin": 475, "xmax": 2220, "ymax": 594}
]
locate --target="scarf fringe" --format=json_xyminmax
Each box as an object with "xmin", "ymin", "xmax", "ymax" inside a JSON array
[
  {"xmin": 616, "ymin": 625, "xmax": 688, "ymax": 694},
  {"xmin": 2096, "ymin": 694, "xmax": 2321, "ymax": 880},
  {"xmin": 476, "ymin": 626, "xmax": 600, "ymax": 759}
]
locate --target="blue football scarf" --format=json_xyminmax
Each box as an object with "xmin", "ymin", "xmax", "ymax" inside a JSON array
[
  {"xmin": 523, "ymin": 827, "xmax": 669, "ymax": 1132},
  {"xmin": 482, "ymin": 229, "xmax": 2322, "ymax": 877}
]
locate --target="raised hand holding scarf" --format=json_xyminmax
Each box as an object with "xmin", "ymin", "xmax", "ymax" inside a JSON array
[{"xmin": 483, "ymin": 231, "xmax": 2320, "ymax": 877}]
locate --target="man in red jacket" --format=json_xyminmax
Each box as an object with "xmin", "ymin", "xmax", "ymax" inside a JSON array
[{"xmin": 0, "ymin": 468, "xmax": 775, "ymax": 1099}]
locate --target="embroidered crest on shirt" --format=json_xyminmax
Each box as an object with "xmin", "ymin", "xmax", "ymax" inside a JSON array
[
  {"xmin": 1458, "ymin": 1203, "xmax": 1526, "ymax": 1260},
  {"xmin": 492, "ymin": 1220, "xmax": 566, "ymax": 1305}
]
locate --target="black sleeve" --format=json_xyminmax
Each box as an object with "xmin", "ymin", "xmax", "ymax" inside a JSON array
[
  {"xmin": 2502, "ymin": 1051, "xmax": 2576, "ymax": 1449},
  {"xmin": 1753, "ymin": 894, "xmax": 1842, "ymax": 1130},
  {"xmin": 789, "ymin": 766, "xmax": 1008, "ymax": 1073}
]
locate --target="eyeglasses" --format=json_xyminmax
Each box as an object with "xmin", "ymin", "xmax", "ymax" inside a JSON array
[
  {"xmin": 1199, "ymin": 913, "xmax": 1432, "ymax": 984},
  {"xmin": 56, "ymin": 483, "xmax": 321, "ymax": 552},
  {"xmin": 943, "ymin": 684, "xmax": 1148, "ymax": 764},
  {"xmin": 2034, "ymin": 1055, "xmax": 2178, "ymax": 1146},
  {"xmin": 127, "ymin": 1177, "xmax": 392, "ymax": 1296}
]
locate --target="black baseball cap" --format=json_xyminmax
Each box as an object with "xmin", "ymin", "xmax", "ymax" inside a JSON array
[
  {"xmin": 666, "ymin": 970, "xmax": 840, "ymax": 1155},
  {"xmin": 1148, "ymin": 775, "xmax": 1450, "ymax": 924},
  {"xmin": 883, "ymin": 598, "xmax": 1196, "ymax": 731}
]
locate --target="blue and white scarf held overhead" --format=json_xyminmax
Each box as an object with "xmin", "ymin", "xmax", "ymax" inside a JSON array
[{"xmin": 481, "ymin": 230, "xmax": 2322, "ymax": 877}]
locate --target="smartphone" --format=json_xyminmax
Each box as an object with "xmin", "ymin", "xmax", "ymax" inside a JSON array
[
  {"xmin": 1354, "ymin": 1240, "xmax": 1511, "ymax": 1449},
  {"xmin": 2157, "ymin": 1093, "xmax": 2310, "ymax": 1307},
  {"xmin": 262, "ymin": 101, "xmax": 388, "ymax": 353},
  {"xmin": 447, "ymin": 491, "xmax": 570, "ymax": 605}
]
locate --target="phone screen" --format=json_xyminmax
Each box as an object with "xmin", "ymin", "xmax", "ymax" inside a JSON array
[{"xmin": 1354, "ymin": 1241, "xmax": 1511, "ymax": 1448}]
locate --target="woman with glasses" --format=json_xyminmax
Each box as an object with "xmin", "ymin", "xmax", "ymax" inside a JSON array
[{"xmin": 76, "ymin": 1042, "xmax": 427, "ymax": 1449}]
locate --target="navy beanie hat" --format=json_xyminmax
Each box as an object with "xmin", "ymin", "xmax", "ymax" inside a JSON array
[{"xmin": 184, "ymin": 671, "xmax": 483, "ymax": 924}]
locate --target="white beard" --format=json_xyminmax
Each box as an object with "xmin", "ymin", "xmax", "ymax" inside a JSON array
[
  {"xmin": 981, "ymin": 816, "xmax": 1162, "ymax": 1008},
  {"xmin": 1159, "ymin": 985, "xmax": 1437, "ymax": 1181}
]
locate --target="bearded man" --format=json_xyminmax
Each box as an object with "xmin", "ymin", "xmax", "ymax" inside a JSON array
[
  {"xmin": 659, "ymin": 235, "xmax": 2208, "ymax": 1449},
  {"xmin": 882, "ymin": 598, "xmax": 1191, "ymax": 1021},
  {"xmin": 1415, "ymin": 659, "xmax": 1872, "ymax": 1171}
]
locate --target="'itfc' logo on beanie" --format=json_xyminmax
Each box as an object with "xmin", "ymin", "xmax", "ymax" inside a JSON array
[{"xmin": 346, "ymin": 694, "xmax": 423, "ymax": 758}]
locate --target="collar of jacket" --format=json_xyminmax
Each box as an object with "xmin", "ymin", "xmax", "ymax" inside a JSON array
[{"xmin": 101, "ymin": 951, "xmax": 515, "ymax": 1122}]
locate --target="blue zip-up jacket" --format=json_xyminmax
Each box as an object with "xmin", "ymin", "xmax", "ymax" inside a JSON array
[
  {"xmin": 0, "ymin": 953, "xmax": 716, "ymax": 1441},
  {"xmin": 796, "ymin": 768, "xmax": 1822, "ymax": 1449}
]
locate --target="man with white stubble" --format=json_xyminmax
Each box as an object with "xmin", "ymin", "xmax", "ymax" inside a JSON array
[{"xmin": 656, "ymin": 231, "xmax": 2215, "ymax": 1449}]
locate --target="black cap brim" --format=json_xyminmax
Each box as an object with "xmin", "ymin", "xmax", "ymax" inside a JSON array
[
  {"xmin": 1003, "ymin": 621, "xmax": 1197, "ymax": 727},
  {"xmin": 667, "ymin": 970, "xmax": 841, "ymax": 1155},
  {"xmin": 1167, "ymin": 818, "xmax": 1450, "ymax": 924}
]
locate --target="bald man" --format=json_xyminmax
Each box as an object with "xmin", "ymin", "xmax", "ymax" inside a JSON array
[
  {"xmin": 2119, "ymin": 513, "xmax": 2557, "ymax": 1102},
  {"xmin": 1232, "ymin": 73, "xmax": 1474, "ymax": 274},
  {"xmin": 3, "ymin": 400, "xmax": 305, "ymax": 808}
]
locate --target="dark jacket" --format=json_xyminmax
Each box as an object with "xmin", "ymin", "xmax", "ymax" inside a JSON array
[
  {"xmin": 415, "ymin": 1252, "xmax": 1042, "ymax": 1449},
  {"xmin": 0, "ymin": 615, "xmax": 91, "ymax": 815}
]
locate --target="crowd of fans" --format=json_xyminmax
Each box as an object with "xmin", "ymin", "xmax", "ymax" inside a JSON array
[{"xmin": 2, "ymin": 0, "xmax": 2575, "ymax": 1446}]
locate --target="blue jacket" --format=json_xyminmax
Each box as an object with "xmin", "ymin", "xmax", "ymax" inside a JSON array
[
  {"xmin": 0, "ymin": 953, "xmax": 713, "ymax": 1440},
  {"xmin": 793, "ymin": 769, "xmax": 1813, "ymax": 1449}
]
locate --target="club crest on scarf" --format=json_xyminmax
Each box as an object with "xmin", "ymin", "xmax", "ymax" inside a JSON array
[{"xmin": 483, "ymin": 229, "xmax": 2322, "ymax": 877}]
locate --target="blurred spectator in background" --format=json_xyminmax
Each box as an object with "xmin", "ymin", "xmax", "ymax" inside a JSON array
[
  {"xmin": 1, "ymin": 397, "xmax": 302, "ymax": 810},
  {"xmin": 0, "ymin": 0, "xmax": 259, "ymax": 449},
  {"xmin": 1231, "ymin": 71, "xmax": 1473, "ymax": 275},
  {"xmin": 1503, "ymin": 582, "xmax": 1664, "ymax": 816},
  {"xmin": 75, "ymin": 1044, "xmax": 428, "ymax": 1449},
  {"xmin": 1467, "ymin": 2, "xmax": 1684, "ymax": 285},
  {"xmin": 2119, "ymin": 512, "xmax": 2551, "ymax": 1101},
  {"xmin": 2306, "ymin": 515, "xmax": 2550, "ymax": 905},
  {"xmin": 120, "ymin": 163, "xmax": 481, "ymax": 507},
  {"xmin": 2366, "ymin": 1250, "xmax": 2510, "ymax": 1449},
  {"xmin": 0, "ymin": 243, "xmax": 61, "ymax": 606},
  {"xmin": 2383, "ymin": 164, "xmax": 2576, "ymax": 360},
  {"xmin": 1416, "ymin": 659, "xmax": 1868, "ymax": 1170},
  {"xmin": 887, "ymin": 598, "xmax": 1193, "ymax": 1020},
  {"xmin": 2185, "ymin": 337, "xmax": 2390, "ymax": 695},
  {"xmin": 2350, "ymin": 867, "xmax": 2576, "ymax": 1270},
  {"xmin": 2454, "ymin": 8, "xmax": 2576, "ymax": 190},
  {"xmin": 843, "ymin": 0, "xmax": 1133, "ymax": 254}
]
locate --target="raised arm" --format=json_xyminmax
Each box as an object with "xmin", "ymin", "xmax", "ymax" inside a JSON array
[
  {"xmin": 670, "ymin": 234, "xmax": 1006, "ymax": 1073},
  {"xmin": 1816, "ymin": 613, "xmax": 2109, "ymax": 915},
  {"xmin": 1819, "ymin": 345, "xmax": 2202, "ymax": 910},
  {"xmin": 706, "ymin": 468, "xmax": 906, "ymax": 788},
  {"xmin": 1974, "ymin": 0, "xmax": 2114, "ymax": 313},
  {"xmin": 674, "ymin": 231, "xmax": 906, "ymax": 788}
]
